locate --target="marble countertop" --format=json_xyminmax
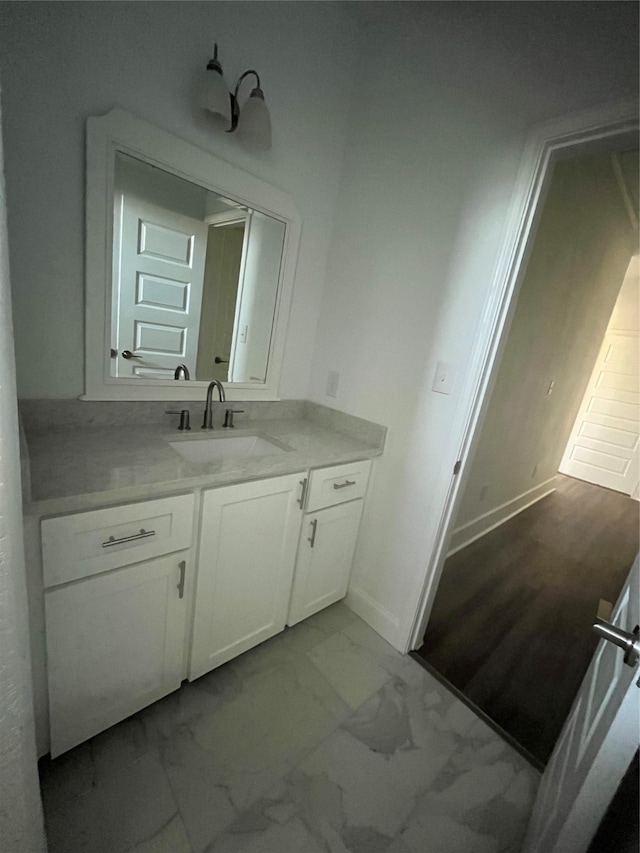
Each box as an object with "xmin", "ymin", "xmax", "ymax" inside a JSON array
[{"xmin": 23, "ymin": 414, "xmax": 384, "ymax": 517}]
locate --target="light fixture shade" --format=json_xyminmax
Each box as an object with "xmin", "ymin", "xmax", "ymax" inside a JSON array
[
  {"xmin": 238, "ymin": 88, "xmax": 272, "ymax": 149},
  {"xmin": 200, "ymin": 66, "xmax": 231, "ymax": 125}
]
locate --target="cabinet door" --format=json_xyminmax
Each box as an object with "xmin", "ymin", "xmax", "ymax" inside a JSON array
[
  {"xmin": 189, "ymin": 474, "xmax": 303, "ymax": 680},
  {"xmin": 45, "ymin": 553, "xmax": 189, "ymax": 757},
  {"xmin": 288, "ymin": 499, "xmax": 364, "ymax": 627}
]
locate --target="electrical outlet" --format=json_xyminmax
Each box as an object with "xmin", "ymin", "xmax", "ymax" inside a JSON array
[
  {"xmin": 239, "ymin": 324, "xmax": 248, "ymax": 344},
  {"xmin": 326, "ymin": 371, "xmax": 340, "ymax": 398}
]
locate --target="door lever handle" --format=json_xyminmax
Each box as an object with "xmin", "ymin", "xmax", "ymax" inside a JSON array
[{"xmin": 593, "ymin": 599, "xmax": 640, "ymax": 667}]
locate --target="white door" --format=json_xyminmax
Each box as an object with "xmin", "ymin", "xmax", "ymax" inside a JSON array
[
  {"xmin": 189, "ymin": 474, "xmax": 303, "ymax": 680},
  {"xmin": 522, "ymin": 555, "xmax": 639, "ymax": 853},
  {"xmin": 288, "ymin": 499, "xmax": 364, "ymax": 627},
  {"xmin": 560, "ymin": 331, "xmax": 640, "ymax": 495},
  {"xmin": 45, "ymin": 552, "xmax": 189, "ymax": 757},
  {"xmin": 113, "ymin": 194, "xmax": 208, "ymax": 378}
]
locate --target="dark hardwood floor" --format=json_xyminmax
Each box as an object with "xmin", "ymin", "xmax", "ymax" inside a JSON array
[{"xmin": 416, "ymin": 475, "xmax": 639, "ymax": 765}]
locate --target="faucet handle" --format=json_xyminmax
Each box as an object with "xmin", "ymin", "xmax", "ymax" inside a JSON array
[
  {"xmin": 166, "ymin": 409, "xmax": 191, "ymax": 431},
  {"xmin": 223, "ymin": 409, "xmax": 244, "ymax": 428}
]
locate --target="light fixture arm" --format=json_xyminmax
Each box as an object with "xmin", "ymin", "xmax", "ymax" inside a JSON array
[
  {"xmin": 206, "ymin": 43, "xmax": 224, "ymax": 75},
  {"xmin": 228, "ymin": 70, "xmax": 263, "ymax": 132}
]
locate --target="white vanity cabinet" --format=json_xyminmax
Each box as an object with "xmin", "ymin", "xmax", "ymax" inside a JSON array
[
  {"xmin": 189, "ymin": 473, "xmax": 305, "ymax": 680},
  {"xmin": 37, "ymin": 460, "xmax": 374, "ymax": 756},
  {"xmin": 288, "ymin": 460, "xmax": 371, "ymax": 626},
  {"xmin": 41, "ymin": 494, "xmax": 194, "ymax": 757}
]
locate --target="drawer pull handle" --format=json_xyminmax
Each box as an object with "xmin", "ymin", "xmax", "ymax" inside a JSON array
[
  {"xmin": 297, "ymin": 478, "xmax": 308, "ymax": 508},
  {"xmin": 333, "ymin": 479, "xmax": 356, "ymax": 490},
  {"xmin": 177, "ymin": 560, "xmax": 186, "ymax": 599},
  {"xmin": 308, "ymin": 518, "xmax": 318, "ymax": 548},
  {"xmin": 102, "ymin": 528, "xmax": 156, "ymax": 548}
]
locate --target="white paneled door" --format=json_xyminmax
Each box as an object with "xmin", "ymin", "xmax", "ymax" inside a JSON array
[
  {"xmin": 113, "ymin": 194, "xmax": 208, "ymax": 378},
  {"xmin": 560, "ymin": 331, "xmax": 640, "ymax": 495},
  {"xmin": 522, "ymin": 556, "xmax": 639, "ymax": 853}
]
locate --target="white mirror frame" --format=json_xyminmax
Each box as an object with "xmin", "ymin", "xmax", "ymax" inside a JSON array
[{"xmin": 83, "ymin": 108, "xmax": 301, "ymax": 401}]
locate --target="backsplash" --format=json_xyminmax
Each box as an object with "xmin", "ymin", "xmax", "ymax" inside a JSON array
[
  {"xmin": 19, "ymin": 399, "xmax": 387, "ymax": 451},
  {"xmin": 18, "ymin": 399, "xmax": 305, "ymax": 430}
]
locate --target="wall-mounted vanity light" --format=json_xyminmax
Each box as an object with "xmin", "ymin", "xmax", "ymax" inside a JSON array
[{"xmin": 199, "ymin": 43, "xmax": 272, "ymax": 149}]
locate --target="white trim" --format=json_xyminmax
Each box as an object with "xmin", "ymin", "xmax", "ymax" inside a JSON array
[
  {"xmin": 402, "ymin": 98, "xmax": 639, "ymax": 654},
  {"xmin": 447, "ymin": 478, "xmax": 557, "ymax": 556},
  {"xmin": 204, "ymin": 211, "xmax": 248, "ymax": 227},
  {"xmin": 345, "ymin": 584, "xmax": 399, "ymax": 643},
  {"xmin": 84, "ymin": 109, "xmax": 301, "ymax": 402}
]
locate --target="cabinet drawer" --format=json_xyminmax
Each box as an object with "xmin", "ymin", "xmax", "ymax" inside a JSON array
[
  {"xmin": 305, "ymin": 460, "xmax": 371, "ymax": 512},
  {"xmin": 42, "ymin": 493, "xmax": 195, "ymax": 587}
]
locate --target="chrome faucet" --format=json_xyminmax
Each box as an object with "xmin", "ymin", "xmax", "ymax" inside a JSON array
[
  {"xmin": 202, "ymin": 380, "xmax": 226, "ymax": 429},
  {"xmin": 174, "ymin": 364, "xmax": 190, "ymax": 380}
]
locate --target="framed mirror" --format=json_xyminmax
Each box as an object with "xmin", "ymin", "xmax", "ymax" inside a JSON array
[{"xmin": 84, "ymin": 109, "xmax": 301, "ymax": 401}]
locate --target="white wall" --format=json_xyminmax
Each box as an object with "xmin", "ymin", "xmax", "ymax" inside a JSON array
[
  {"xmin": 115, "ymin": 152, "xmax": 208, "ymax": 221},
  {"xmin": 0, "ymin": 1, "xmax": 362, "ymax": 398},
  {"xmin": 453, "ymin": 152, "xmax": 635, "ymax": 541},
  {"xmin": 308, "ymin": 3, "xmax": 639, "ymax": 645},
  {"xmin": 609, "ymin": 255, "xmax": 640, "ymax": 332},
  {"xmin": 0, "ymin": 98, "xmax": 46, "ymax": 853}
]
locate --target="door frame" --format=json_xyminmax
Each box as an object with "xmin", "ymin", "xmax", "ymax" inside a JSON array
[{"xmin": 407, "ymin": 97, "xmax": 639, "ymax": 651}]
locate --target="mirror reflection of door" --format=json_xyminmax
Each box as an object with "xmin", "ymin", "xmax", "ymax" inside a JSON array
[
  {"xmin": 196, "ymin": 219, "xmax": 246, "ymax": 382},
  {"xmin": 110, "ymin": 151, "xmax": 285, "ymax": 384},
  {"xmin": 114, "ymin": 194, "xmax": 208, "ymax": 379}
]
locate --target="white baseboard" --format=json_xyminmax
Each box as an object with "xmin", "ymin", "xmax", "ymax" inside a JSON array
[
  {"xmin": 447, "ymin": 477, "xmax": 557, "ymax": 556},
  {"xmin": 345, "ymin": 584, "xmax": 400, "ymax": 649}
]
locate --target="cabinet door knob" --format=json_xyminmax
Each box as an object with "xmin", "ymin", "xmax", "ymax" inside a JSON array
[{"xmin": 308, "ymin": 518, "xmax": 318, "ymax": 548}]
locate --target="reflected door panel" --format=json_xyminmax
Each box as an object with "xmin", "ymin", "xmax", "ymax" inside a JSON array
[{"xmin": 114, "ymin": 194, "xmax": 207, "ymax": 377}]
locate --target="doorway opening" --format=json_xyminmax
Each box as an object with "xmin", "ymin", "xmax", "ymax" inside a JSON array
[{"xmin": 414, "ymin": 144, "xmax": 639, "ymax": 766}]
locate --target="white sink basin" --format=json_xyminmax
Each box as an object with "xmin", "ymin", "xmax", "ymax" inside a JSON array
[{"xmin": 169, "ymin": 434, "xmax": 288, "ymax": 463}]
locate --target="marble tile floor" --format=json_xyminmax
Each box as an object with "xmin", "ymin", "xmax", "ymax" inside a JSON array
[{"xmin": 39, "ymin": 603, "xmax": 540, "ymax": 853}]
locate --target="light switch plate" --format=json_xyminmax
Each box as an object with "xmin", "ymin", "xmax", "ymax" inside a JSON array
[{"xmin": 432, "ymin": 361, "xmax": 456, "ymax": 395}]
